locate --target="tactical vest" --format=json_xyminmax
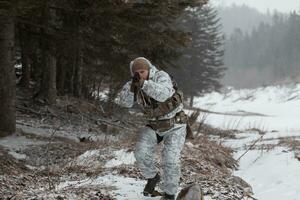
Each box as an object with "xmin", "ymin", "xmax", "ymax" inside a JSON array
[
  {"xmin": 138, "ymin": 89, "xmax": 183, "ymax": 119},
  {"xmin": 136, "ymin": 75, "xmax": 193, "ymax": 137}
]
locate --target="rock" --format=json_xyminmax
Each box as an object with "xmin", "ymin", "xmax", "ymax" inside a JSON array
[
  {"xmin": 230, "ymin": 176, "xmax": 253, "ymax": 195},
  {"xmin": 176, "ymin": 183, "xmax": 203, "ymax": 200},
  {"xmin": 296, "ymin": 154, "xmax": 300, "ymax": 161}
]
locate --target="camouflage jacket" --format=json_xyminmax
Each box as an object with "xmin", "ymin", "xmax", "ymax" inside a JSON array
[{"xmin": 117, "ymin": 57, "xmax": 183, "ymax": 121}]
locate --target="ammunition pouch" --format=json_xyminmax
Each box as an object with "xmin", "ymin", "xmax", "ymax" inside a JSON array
[
  {"xmin": 147, "ymin": 111, "xmax": 188, "ymax": 132},
  {"xmin": 143, "ymin": 90, "xmax": 183, "ymax": 118}
]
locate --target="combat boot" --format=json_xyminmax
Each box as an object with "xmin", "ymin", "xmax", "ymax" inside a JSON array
[
  {"xmin": 160, "ymin": 193, "xmax": 175, "ymax": 200},
  {"xmin": 143, "ymin": 173, "xmax": 160, "ymax": 196}
]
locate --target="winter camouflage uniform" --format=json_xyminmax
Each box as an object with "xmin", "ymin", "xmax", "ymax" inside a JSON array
[{"xmin": 117, "ymin": 57, "xmax": 186, "ymax": 196}]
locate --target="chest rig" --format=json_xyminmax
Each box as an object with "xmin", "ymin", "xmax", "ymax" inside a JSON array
[
  {"xmin": 138, "ymin": 90, "xmax": 183, "ymax": 119},
  {"xmin": 135, "ymin": 74, "xmax": 190, "ymax": 133},
  {"xmin": 137, "ymin": 75, "xmax": 183, "ymax": 119}
]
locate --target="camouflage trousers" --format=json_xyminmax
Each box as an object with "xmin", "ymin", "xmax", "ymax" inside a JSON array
[{"xmin": 134, "ymin": 124, "xmax": 187, "ymax": 195}]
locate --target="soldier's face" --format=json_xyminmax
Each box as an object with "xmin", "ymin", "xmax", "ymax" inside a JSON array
[{"xmin": 134, "ymin": 69, "xmax": 149, "ymax": 80}]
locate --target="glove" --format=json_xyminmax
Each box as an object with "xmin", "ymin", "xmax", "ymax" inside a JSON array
[{"xmin": 130, "ymin": 72, "xmax": 144, "ymax": 92}]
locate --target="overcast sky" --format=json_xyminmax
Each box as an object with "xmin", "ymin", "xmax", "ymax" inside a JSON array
[{"xmin": 210, "ymin": 0, "xmax": 300, "ymax": 13}]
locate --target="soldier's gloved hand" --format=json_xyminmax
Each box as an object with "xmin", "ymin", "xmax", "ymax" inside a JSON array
[{"xmin": 130, "ymin": 72, "xmax": 144, "ymax": 92}]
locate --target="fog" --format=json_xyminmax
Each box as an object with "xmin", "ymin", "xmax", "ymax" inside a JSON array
[
  {"xmin": 210, "ymin": 0, "xmax": 300, "ymax": 13},
  {"xmin": 211, "ymin": 1, "xmax": 300, "ymax": 88}
]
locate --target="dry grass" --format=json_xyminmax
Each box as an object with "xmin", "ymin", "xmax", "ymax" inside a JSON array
[{"xmin": 1, "ymin": 94, "xmax": 255, "ymax": 200}]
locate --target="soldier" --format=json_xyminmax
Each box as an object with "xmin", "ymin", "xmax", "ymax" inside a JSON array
[{"xmin": 118, "ymin": 57, "xmax": 188, "ymax": 200}]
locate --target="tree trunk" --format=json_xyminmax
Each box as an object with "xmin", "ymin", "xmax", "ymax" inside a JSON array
[
  {"xmin": 97, "ymin": 82, "xmax": 101, "ymax": 100},
  {"xmin": 39, "ymin": 47, "xmax": 57, "ymax": 104},
  {"xmin": 0, "ymin": 15, "xmax": 15, "ymax": 137},
  {"xmin": 19, "ymin": 28, "xmax": 31, "ymax": 88},
  {"xmin": 56, "ymin": 57, "xmax": 66, "ymax": 95},
  {"xmin": 37, "ymin": 3, "xmax": 57, "ymax": 105},
  {"xmin": 189, "ymin": 94, "xmax": 194, "ymax": 108},
  {"xmin": 74, "ymin": 51, "xmax": 83, "ymax": 97},
  {"xmin": 70, "ymin": 60, "xmax": 75, "ymax": 95},
  {"xmin": 73, "ymin": 19, "xmax": 83, "ymax": 98},
  {"xmin": 20, "ymin": 54, "xmax": 31, "ymax": 87},
  {"xmin": 47, "ymin": 51, "xmax": 57, "ymax": 104}
]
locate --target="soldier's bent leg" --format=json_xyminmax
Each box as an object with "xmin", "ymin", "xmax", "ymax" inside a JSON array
[
  {"xmin": 134, "ymin": 126, "xmax": 158, "ymax": 179},
  {"xmin": 162, "ymin": 124, "xmax": 186, "ymax": 195}
]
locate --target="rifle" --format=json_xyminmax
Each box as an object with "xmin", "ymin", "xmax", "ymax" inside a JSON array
[{"xmin": 132, "ymin": 72, "xmax": 140, "ymax": 102}]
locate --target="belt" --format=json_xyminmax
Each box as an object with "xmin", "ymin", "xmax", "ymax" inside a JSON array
[{"xmin": 147, "ymin": 111, "xmax": 188, "ymax": 132}]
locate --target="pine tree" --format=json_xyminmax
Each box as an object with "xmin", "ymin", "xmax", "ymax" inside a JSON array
[
  {"xmin": 224, "ymin": 11, "xmax": 300, "ymax": 87},
  {"xmin": 0, "ymin": 2, "xmax": 16, "ymax": 136},
  {"xmin": 2, "ymin": 0, "xmax": 209, "ymax": 108},
  {"xmin": 172, "ymin": 5, "xmax": 225, "ymax": 107}
]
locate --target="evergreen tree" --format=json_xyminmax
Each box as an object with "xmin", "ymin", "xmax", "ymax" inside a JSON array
[
  {"xmin": 172, "ymin": 5, "xmax": 225, "ymax": 107},
  {"xmin": 1, "ymin": 0, "xmax": 209, "ymax": 117},
  {"xmin": 224, "ymin": 11, "xmax": 300, "ymax": 88},
  {"xmin": 14, "ymin": 0, "xmax": 208, "ymax": 102},
  {"xmin": 0, "ymin": 1, "xmax": 16, "ymax": 136},
  {"xmin": 0, "ymin": 0, "xmax": 211, "ymax": 135}
]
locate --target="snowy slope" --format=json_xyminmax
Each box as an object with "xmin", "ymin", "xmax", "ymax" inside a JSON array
[
  {"xmin": 2, "ymin": 83, "xmax": 300, "ymax": 200},
  {"xmin": 193, "ymin": 83, "xmax": 300, "ymax": 200},
  {"xmin": 193, "ymin": 83, "xmax": 300, "ymax": 131},
  {"xmin": 57, "ymin": 149, "xmax": 162, "ymax": 200}
]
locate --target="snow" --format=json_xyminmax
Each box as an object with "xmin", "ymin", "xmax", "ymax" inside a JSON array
[
  {"xmin": 17, "ymin": 122, "xmax": 119, "ymax": 143},
  {"xmin": 57, "ymin": 175, "xmax": 159, "ymax": 200},
  {"xmin": 193, "ymin": 83, "xmax": 300, "ymax": 200},
  {"xmin": 8, "ymin": 151, "xmax": 27, "ymax": 160},
  {"xmin": 105, "ymin": 149, "xmax": 136, "ymax": 168},
  {"xmin": 2, "ymin": 83, "xmax": 300, "ymax": 200},
  {"xmin": 235, "ymin": 147, "xmax": 300, "ymax": 200},
  {"xmin": 0, "ymin": 134, "xmax": 46, "ymax": 151},
  {"xmin": 74, "ymin": 149, "xmax": 102, "ymax": 167},
  {"xmin": 92, "ymin": 89, "xmax": 109, "ymax": 101},
  {"xmin": 58, "ymin": 174, "xmax": 214, "ymax": 200},
  {"xmin": 70, "ymin": 149, "xmax": 136, "ymax": 169},
  {"xmin": 193, "ymin": 84, "xmax": 300, "ymax": 132}
]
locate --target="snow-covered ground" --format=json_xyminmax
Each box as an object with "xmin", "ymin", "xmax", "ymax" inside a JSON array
[
  {"xmin": 82, "ymin": 83, "xmax": 300, "ymax": 200},
  {"xmin": 193, "ymin": 84, "xmax": 300, "ymax": 131},
  {"xmin": 2, "ymin": 83, "xmax": 300, "ymax": 200},
  {"xmin": 57, "ymin": 149, "xmax": 163, "ymax": 200},
  {"xmin": 193, "ymin": 83, "xmax": 300, "ymax": 200}
]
